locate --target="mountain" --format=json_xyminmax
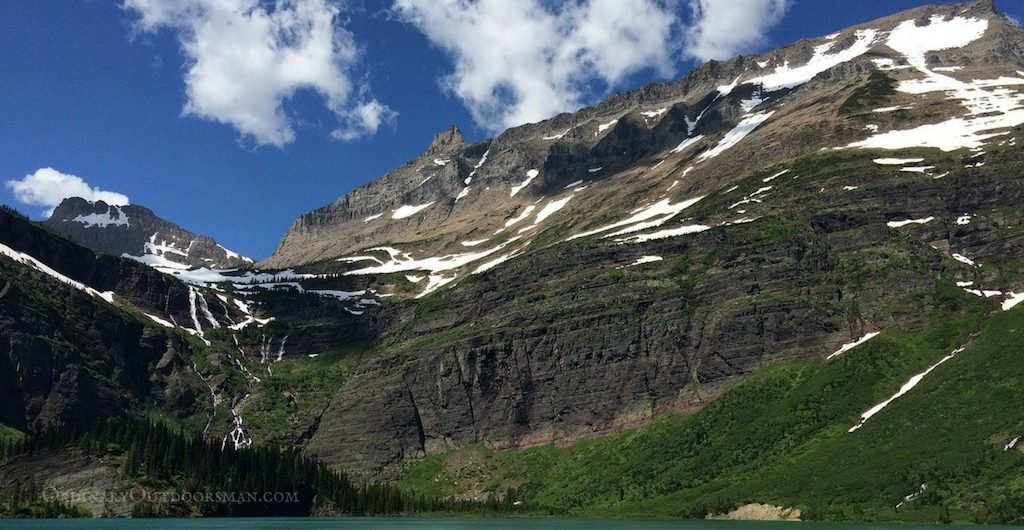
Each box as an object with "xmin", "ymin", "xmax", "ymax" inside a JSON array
[
  {"xmin": 4, "ymin": 0, "xmax": 1024, "ymax": 522},
  {"xmin": 264, "ymin": 0, "xmax": 1011, "ymax": 275},
  {"xmin": 45, "ymin": 197, "xmax": 252, "ymax": 271},
  {"xmin": 0, "ymin": 206, "xmax": 212, "ymax": 434},
  {"xmin": 259, "ymin": 0, "xmax": 1024, "ymax": 478}
]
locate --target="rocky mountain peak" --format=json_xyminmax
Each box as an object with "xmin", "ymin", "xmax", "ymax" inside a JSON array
[
  {"xmin": 45, "ymin": 197, "xmax": 252, "ymax": 270},
  {"xmin": 972, "ymin": 0, "xmax": 998, "ymax": 14},
  {"xmin": 425, "ymin": 124, "xmax": 465, "ymax": 156}
]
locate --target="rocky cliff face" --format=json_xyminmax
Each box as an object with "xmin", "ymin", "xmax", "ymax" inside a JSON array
[
  {"xmin": 0, "ymin": 209, "xmax": 212, "ymax": 433},
  {"xmin": 306, "ymin": 140, "xmax": 1024, "ymax": 477},
  {"xmin": 45, "ymin": 198, "xmax": 252, "ymax": 270},
  {"xmin": 291, "ymin": 0, "xmax": 1024, "ymax": 477}
]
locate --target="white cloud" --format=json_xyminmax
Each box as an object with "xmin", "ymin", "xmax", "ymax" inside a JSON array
[
  {"xmin": 123, "ymin": 0, "xmax": 395, "ymax": 147},
  {"xmin": 393, "ymin": 0, "xmax": 681, "ymax": 133},
  {"xmin": 6, "ymin": 168, "xmax": 130, "ymax": 218},
  {"xmin": 685, "ymin": 0, "xmax": 791, "ymax": 61}
]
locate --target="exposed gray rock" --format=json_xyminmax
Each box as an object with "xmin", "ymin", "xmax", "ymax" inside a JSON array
[{"xmin": 46, "ymin": 197, "xmax": 251, "ymax": 269}]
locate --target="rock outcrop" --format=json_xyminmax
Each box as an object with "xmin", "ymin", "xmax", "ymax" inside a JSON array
[{"xmin": 46, "ymin": 198, "xmax": 251, "ymax": 269}]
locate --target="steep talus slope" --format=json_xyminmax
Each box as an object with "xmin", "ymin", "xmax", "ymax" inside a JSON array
[{"xmin": 46, "ymin": 197, "xmax": 252, "ymax": 270}]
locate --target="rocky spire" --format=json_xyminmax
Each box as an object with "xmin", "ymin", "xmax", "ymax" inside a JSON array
[
  {"xmin": 425, "ymin": 124, "xmax": 465, "ymax": 157},
  {"xmin": 968, "ymin": 0, "xmax": 998, "ymax": 15}
]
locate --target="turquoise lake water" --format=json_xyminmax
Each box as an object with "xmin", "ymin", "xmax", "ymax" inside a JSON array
[{"xmin": 2, "ymin": 519, "xmax": 1022, "ymax": 529}]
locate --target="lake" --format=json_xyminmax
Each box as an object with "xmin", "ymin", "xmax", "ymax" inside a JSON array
[{"xmin": 2, "ymin": 519, "xmax": 1021, "ymax": 530}]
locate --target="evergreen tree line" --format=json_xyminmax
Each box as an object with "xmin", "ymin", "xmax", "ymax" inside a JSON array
[
  {"xmin": 0, "ymin": 204, "xmax": 28, "ymax": 220},
  {"xmin": 0, "ymin": 420, "xmax": 525, "ymax": 517}
]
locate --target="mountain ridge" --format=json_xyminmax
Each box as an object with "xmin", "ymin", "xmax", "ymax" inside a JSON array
[
  {"xmin": 45, "ymin": 197, "xmax": 252, "ymax": 271},
  {"xmin": 261, "ymin": 0, "xmax": 1020, "ymax": 281}
]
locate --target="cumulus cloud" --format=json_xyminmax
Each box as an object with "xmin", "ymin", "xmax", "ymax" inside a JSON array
[
  {"xmin": 123, "ymin": 0, "xmax": 395, "ymax": 147},
  {"xmin": 685, "ymin": 0, "xmax": 791, "ymax": 61},
  {"xmin": 6, "ymin": 168, "xmax": 130, "ymax": 218},
  {"xmin": 393, "ymin": 0, "xmax": 682, "ymax": 133}
]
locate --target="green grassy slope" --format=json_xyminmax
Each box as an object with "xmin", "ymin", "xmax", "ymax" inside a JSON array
[{"xmin": 400, "ymin": 283, "xmax": 1024, "ymax": 523}]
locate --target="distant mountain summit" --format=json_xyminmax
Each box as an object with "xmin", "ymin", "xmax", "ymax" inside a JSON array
[{"xmin": 45, "ymin": 197, "xmax": 252, "ymax": 270}]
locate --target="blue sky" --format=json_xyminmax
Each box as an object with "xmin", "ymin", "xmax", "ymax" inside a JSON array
[{"xmin": 2, "ymin": 0, "xmax": 1020, "ymax": 260}]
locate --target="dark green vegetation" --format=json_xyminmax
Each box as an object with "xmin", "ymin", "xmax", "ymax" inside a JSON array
[
  {"xmin": 400, "ymin": 284, "xmax": 1024, "ymax": 524},
  {"xmin": 0, "ymin": 420, "xmax": 525, "ymax": 518},
  {"xmin": 840, "ymin": 70, "xmax": 898, "ymax": 115},
  {"xmin": 244, "ymin": 341, "xmax": 366, "ymax": 445}
]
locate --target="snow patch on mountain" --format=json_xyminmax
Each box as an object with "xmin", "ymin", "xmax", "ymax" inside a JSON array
[
  {"xmin": 217, "ymin": 244, "xmax": 252, "ymax": 263},
  {"xmin": 698, "ymin": 111, "xmax": 775, "ymax": 162},
  {"xmin": 874, "ymin": 157, "xmax": 924, "ymax": 165},
  {"xmin": 339, "ymin": 238, "xmax": 526, "ymax": 298},
  {"xmin": 717, "ymin": 76, "xmax": 741, "ymax": 96},
  {"xmin": 122, "ymin": 233, "xmax": 249, "ymax": 272},
  {"xmin": 468, "ymin": 150, "xmax": 489, "ymax": 180},
  {"xmin": 145, "ymin": 313, "xmax": 175, "ymax": 328},
  {"xmin": 849, "ymin": 345, "xmax": 966, "ymax": 432},
  {"xmin": 887, "ymin": 16, "xmax": 988, "ymax": 71},
  {"xmin": 827, "ymin": 331, "xmax": 880, "ymax": 360},
  {"xmin": 500, "ymin": 205, "xmax": 536, "ymax": 232},
  {"xmin": 750, "ymin": 29, "xmax": 879, "ymax": 92},
  {"xmin": 568, "ymin": 196, "xmax": 704, "ymax": 241},
  {"xmin": 848, "ymin": 17, "xmax": 1024, "ymax": 152},
  {"xmin": 519, "ymin": 196, "xmax": 573, "ymax": 233},
  {"xmin": 887, "ymin": 217, "xmax": 934, "ymax": 228},
  {"xmin": 614, "ymin": 224, "xmax": 711, "ymax": 243},
  {"xmin": 1002, "ymin": 292, "xmax": 1024, "ymax": 311},
  {"xmin": 873, "ymin": 106, "xmax": 914, "ymax": 113},
  {"xmin": 392, "ymin": 202, "xmax": 435, "ymax": 219},
  {"xmin": 71, "ymin": 205, "xmax": 129, "ymax": 228},
  {"xmin": 510, "ymin": 170, "xmax": 540, "ymax": 197},
  {"xmin": 0, "ymin": 242, "xmax": 115, "ymax": 304},
  {"xmin": 671, "ymin": 135, "xmax": 705, "ymax": 154},
  {"xmin": 952, "ymin": 253, "xmax": 977, "ymax": 267},
  {"xmin": 596, "ymin": 119, "xmax": 618, "ymax": 136},
  {"xmin": 900, "ymin": 166, "xmax": 936, "ymax": 174},
  {"xmin": 623, "ymin": 255, "xmax": 663, "ymax": 267}
]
